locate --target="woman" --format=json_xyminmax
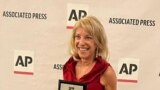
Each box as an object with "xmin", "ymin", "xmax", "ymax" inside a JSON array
[{"xmin": 63, "ymin": 16, "xmax": 117, "ymax": 90}]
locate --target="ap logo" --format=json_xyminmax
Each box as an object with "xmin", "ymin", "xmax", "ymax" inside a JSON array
[
  {"xmin": 67, "ymin": 3, "xmax": 88, "ymax": 29},
  {"xmin": 117, "ymin": 58, "xmax": 139, "ymax": 83},
  {"xmin": 14, "ymin": 50, "xmax": 34, "ymax": 75}
]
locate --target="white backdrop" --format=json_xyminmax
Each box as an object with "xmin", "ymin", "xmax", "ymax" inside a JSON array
[{"xmin": 0, "ymin": 0, "xmax": 160, "ymax": 90}]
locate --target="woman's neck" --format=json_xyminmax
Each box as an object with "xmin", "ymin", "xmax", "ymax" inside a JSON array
[{"xmin": 79, "ymin": 58, "xmax": 95, "ymax": 66}]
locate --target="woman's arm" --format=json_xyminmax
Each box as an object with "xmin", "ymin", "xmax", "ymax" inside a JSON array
[{"xmin": 100, "ymin": 66, "xmax": 117, "ymax": 90}]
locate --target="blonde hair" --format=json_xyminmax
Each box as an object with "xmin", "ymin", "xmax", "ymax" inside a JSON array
[{"xmin": 69, "ymin": 16, "xmax": 109, "ymax": 60}]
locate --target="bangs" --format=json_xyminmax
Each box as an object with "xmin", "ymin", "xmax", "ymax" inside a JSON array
[{"xmin": 73, "ymin": 19, "xmax": 95, "ymax": 36}]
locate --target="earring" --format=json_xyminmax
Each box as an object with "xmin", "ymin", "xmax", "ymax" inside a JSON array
[{"xmin": 96, "ymin": 47, "xmax": 99, "ymax": 58}]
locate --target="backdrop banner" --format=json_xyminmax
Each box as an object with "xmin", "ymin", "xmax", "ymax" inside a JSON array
[{"xmin": 0, "ymin": 0, "xmax": 160, "ymax": 90}]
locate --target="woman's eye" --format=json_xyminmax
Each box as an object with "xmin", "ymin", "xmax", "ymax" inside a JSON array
[
  {"xmin": 75, "ymin": 35, "xmax": 81, "ymax": 39},
  {"xmin": 75, "ymin": 35, "xmax": 93, "ymax": 40},
  {"xmin": 85, "ymin": 36, "xmax": 93, "ymax": 40}
]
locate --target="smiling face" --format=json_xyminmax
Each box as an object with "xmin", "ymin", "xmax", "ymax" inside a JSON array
[{"xmin": 74, "ymin": 28, "xmax": 97, "ymax": 60}]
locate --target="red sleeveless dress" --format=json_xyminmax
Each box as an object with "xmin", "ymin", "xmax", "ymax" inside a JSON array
[{"xmin": 63, "ymin": 56, "xmax": 110, "ymax": 90}]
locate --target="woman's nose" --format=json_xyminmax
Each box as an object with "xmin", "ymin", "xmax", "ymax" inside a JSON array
[{"xmin": 78, "ymin": 38, "xmax": 85, "ymax": 45}]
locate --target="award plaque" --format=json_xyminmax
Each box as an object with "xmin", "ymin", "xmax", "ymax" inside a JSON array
[{"xmin": 58, "ymin": 80, "xmax": 87, "ymax": 90}]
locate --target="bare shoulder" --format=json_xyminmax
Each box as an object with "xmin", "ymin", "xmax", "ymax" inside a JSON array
[{"xmin": 100, "ymin": 66, "xmax": 117, "ymax": 90}]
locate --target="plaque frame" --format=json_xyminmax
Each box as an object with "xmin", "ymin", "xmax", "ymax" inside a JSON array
[{"xmin": 58, "ymin": 80, "xmax": 86, "ymax": 90}]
